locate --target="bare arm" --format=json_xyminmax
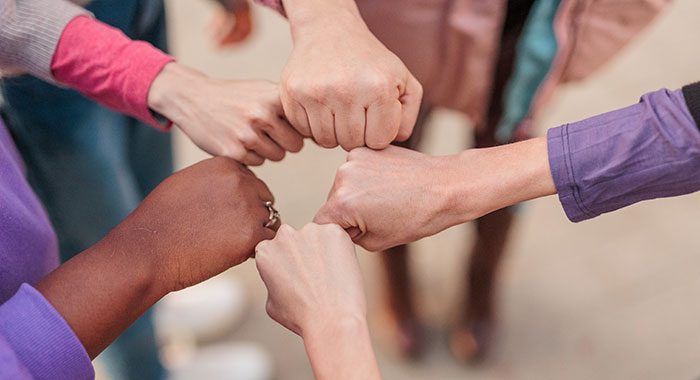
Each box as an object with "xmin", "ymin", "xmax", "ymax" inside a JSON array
[
  {"xmin": 314, "ymin": 138, "xmax": 554, "ymax": 251},
  {"xmin": 256, "ymin": 224, "xmax": 382, "ymax": 380},
  {"xmin": 37, "ymin": 158, "xmax": 276, "ymax": 358},
  {"xmin": 268, "ymin": 0, "xmax": 423, "ymax": 151},
  {"xmin": 303, "ymin": 315, "xmax": 381, "ymax": 380}
]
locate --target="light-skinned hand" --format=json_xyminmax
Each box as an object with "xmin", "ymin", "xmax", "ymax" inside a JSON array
[
  {"xmin": 281, "ymin": 1, "xmax": 422, "ymax": 151},
  {"xmin": 149, "ymin": 63, "xmax": 304, "ymax": 166}
]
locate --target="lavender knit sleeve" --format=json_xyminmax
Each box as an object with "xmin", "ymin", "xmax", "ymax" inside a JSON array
[
  {"xmin": 547, "ymin": 87, "xmax": 700, "ymax": 222},
  {"xmin": 0, "ymin": 0, "xmax": 89, "ymax": 82},
  {"xmin": 0, "ymin": 284, "xmax": 93, "ymax": 380},
  {"xmin": 254, "ymin": 0, "xmax": 285, "ymax": 16}
]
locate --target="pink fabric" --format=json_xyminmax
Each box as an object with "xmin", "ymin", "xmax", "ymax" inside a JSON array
[
  {"xmin": 254, "ymin": 0, "xmax": 285, "ymax": 16},
  {"xmin": 50, "ymin": 16, "xmax": 175, "ymax": 130},
  {"xmin": 256, "ymin": 0, "xmax": 666, "ymax": 131}
]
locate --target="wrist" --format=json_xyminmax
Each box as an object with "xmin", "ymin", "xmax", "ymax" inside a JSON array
[
  {"xmin": 301, "ymin": 311, "xmax": 368, "ymax": 344},
  {"xmin": 283, "ymin": 0, "xmax": 365, "ymax": 41},
  {"xmin": 35, "ymin": 229, "xmax": 164, "ymax": 357},
  {"xmin": 444, "ymin": 137, "xmax": 556, "ymax": 222},
  {"xmin": 301, "ymin": 312, "xmax": 379, "ymax": 379},
  {"xmin": 147, "ymin": 62, "xmax": 208, "ymax": 124}
]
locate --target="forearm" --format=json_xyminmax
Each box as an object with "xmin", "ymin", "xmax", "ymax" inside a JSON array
[
  {"xmin": 279, "ymin": 0, "xmax": 365, "ymax": 39},
  {"xmin": 303, "ymin": 315, "xmax": 381, "ymax": 380},
  {"xmin": 35, "ymin": 230, "xmax": 163, "ymax": 359},
  {"xmin": 442, "ymin": 136, "xmax": 556, "ymax": 224}
]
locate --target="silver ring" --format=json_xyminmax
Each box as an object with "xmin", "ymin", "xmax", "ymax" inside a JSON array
[{"xmin": 264, "ymin": 201, "xmax": 280, "ymax": 228}]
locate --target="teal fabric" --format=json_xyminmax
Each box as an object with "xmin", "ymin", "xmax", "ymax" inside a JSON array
[{"xmin": 496, "ymin": 0, "xmax": 561, "ymax": 142}]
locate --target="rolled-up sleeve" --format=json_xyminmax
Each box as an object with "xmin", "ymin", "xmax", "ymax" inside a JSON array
[
  {"xmin": 0, "ymin": 284, "xmax": 94, "ymax": 380},
  {"xmin": 547, "ymin": 86, "xmax": 700, "ymax": 222}
]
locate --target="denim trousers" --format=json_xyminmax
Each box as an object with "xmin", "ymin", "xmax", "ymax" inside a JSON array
[{"xmin": 1, "ymin": 1, "xmax": 172, "ymax": 379}]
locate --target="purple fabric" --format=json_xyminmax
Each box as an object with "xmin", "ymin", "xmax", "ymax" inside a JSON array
[
  {"xmin": 548, "ymin": 88, "xmax": 700, "ymax": 222},
  {"xmin": 0, "ymin": 121, "xmax": 57, "ymax": 302},
  {"xmin": 0, "ymin": 119, "xmax": 94, "ymax": 379},
  {"xmin": 0, "ymin": 285, "xmax": 94, "ymax": 380}
]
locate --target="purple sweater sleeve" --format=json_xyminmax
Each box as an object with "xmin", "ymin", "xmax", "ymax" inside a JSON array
[
  {"xmin": 0, "ymin": 284, "xmax": 94, "ymax": 380},
  {"xmin": 547, "ymin": 87, "xmax": 700, "ymax": 222}
]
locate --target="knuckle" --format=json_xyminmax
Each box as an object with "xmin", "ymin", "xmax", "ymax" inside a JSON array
[
  {"xmin": 323, "ymin": 223, "xmax": 345, "ymax": 236},
  {"xmin": 366, "ymin": 137, "xmax": 390, "ymax": 150},
  {"xmin": 238, "ymin": 130, "xmax": 259, "ymax": 149},
  {"xmin": 248, "ymin": 107, "xmax": 270, "ymax": 124},
  {"xmin": 265, "ymin": 300, "xmax": 276, "ymax": 318},
  {"xmin": 332, "ymin": 192, "xmax": 353, "ymax": 215},
  {"xmin": 277, "ymin": 223, "xmax": 294, "ymax": 236},
  {"xmin": 284, "ymin": 78, "xmax": 305, "ymax": 97},
  {"xmin": 289, "ymin": 137, "xmax": 304, "ymax": 153},
  {"xmin": 316, "ymin": 139, "xmax": 338, "ymax": 149},
  {"xmin": 224, "ymin": 146, "xmax": 247, "ymax": 161},
  {"xmin": 364, "ymin": 75, "xmax": 393, "ymax": 96},
  {"xmin": 256, "ymin": 239, "xmax": 271, "ymax": 254},
  {"xmin": 346, "ymin": 147, "xmax": 368, "ymax": 161}
]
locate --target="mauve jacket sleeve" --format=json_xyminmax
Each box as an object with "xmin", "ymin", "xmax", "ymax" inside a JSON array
[
  {"xmin": 547, "ymin": 84, "xmax": 700, "ymax": 222},
  {"xmin": 254, "ymin": 0, "xmax": 285, "ymax": 16},
  {"xmin": 0, "ymin": 284, "xmax": 94, "ymax": 380}
]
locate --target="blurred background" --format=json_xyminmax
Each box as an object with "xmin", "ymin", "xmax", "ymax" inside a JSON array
[{"xmin": 108, "ymin": 0, "xmax": 700, "ymax": 379}]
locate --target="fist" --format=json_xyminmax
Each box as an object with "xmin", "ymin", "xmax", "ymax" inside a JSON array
[
  {"xmin": 281, "ymin": 9, "xmax": 422, "ymax": 151},
  {"xmin": 149, "ymin": 64, "xmax": 304, "ymax": 166},
  {"xmin": 255, "ymin": 224, "xmax": 366, "ymax": 336},
  {"xmin": 314, "ymin": 146, "xmax": 463, "ymax": 252},
  {"xmin": 113, "ymin": 157, "xmax": 278, "ymax": 293}
]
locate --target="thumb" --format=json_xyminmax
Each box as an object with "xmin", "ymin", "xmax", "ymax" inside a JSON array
[
  {"xmin": 396, "ymin": 74, "xmax": 423, "ymax": 142},
  {"xmin": 314, "ymin": 202, "xmax": 364, "ymax": 240}
]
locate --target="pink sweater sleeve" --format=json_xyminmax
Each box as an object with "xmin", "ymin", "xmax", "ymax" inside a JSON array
[{"xmin": 50, "ymin": 16, "xmax": 175, "ymax": 130}]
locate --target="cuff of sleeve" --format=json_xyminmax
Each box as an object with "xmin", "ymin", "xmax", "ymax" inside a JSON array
[
  {"xmin": 0, "ymin": 0, "xmax": 89, "ymax": 83},
  {"xmin": 254, "ymin": 0, "xmax": 286, "ymax": 16},
  {"xmin": 51, "ymin": 16, "xmax": 175, "ymax": 130},
  {"xmin": 547, "ymin": 125, "xmax": 598, "ymax": 222},
  {"xmin": 0, "ymin": 284, "xmax": 94, "ymax": 380}
]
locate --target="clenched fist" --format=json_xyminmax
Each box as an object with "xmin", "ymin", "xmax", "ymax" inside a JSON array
[
  {"xmin": 255, "ymin": 223, "xmax": 366, "ymax": 335},
  {"xmin": 280, "ymin": 1, "xmax": 422, "ymax": 151},
  {"xmin": 111, "ymin": 157, "xmax": 278, "ymax": 293},
  {"xmin": 314, "ymin": 146, "xmax": 467, "ymax": 251},
  {"xmin": 149, "ymin": 64, "xmax": 304, "ymax": 166}
]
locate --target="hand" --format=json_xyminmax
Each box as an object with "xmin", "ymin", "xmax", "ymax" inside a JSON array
[
  {"xmin": 37, "ymin": 157, "xmax": 278, "ymax": 357},
  {"xmin": 113, "ymin": 156, "xmax": 278, "ymax": 292},
  {"xmin": 314, "ymin": 146, "xmax": 458, "ymax": 251},
  {"xmin": 280, "ymin": 1, "xmax": 423, "ymax": 150},
  {"xmin": 315, "ymin": 140, "xmax": 556, "ymax": 252},
  {"xmin": 255, "ymin": 223, "xmax": 365, "ymax": 335},
  {"xmin": 148, "ymin": 63, "xmax": 304, "ymax": 165},
  {"xmin": 209, "ymin": 0, "xmax": 253, "ymax": 47},
  {"xmin": 255, "ymin": 223, "xmax": 381, "ymax": 379}
]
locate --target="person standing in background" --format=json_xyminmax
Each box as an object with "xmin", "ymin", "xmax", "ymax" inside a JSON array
[{"xmin": 255, "ymin": 0, "xmax": 671, "ymax": 361}]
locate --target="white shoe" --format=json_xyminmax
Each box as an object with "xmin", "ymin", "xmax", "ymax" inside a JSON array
[{"xmin": 155, "ymin": 274, "xmax": 248, "ymax": 342}]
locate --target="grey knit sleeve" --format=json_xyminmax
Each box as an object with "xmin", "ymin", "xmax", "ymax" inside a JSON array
[{"xmin": 0, "ymin": 0, "xmax": 89, "ymax": 83}]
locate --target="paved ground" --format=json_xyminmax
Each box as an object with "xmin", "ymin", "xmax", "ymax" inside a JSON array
[{"xmin": 152, "ymin": 1, "xmax": 700, "ymax": 379}]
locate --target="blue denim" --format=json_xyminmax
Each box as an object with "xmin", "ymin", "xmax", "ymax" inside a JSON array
[{"xmin": 0, "ymin": 1, "xmax": 171, "ymax": 379}]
